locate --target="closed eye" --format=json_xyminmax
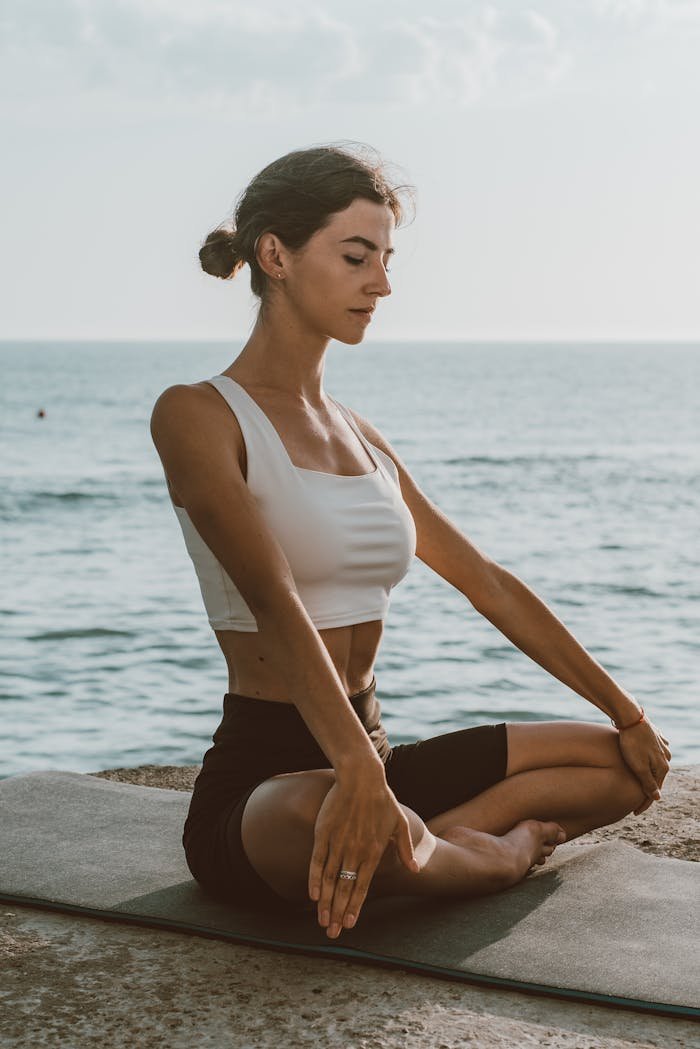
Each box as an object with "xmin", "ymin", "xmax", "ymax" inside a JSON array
[{"xmin": 344, "ymin": 255, "xmax": 392, "ymax": 273}]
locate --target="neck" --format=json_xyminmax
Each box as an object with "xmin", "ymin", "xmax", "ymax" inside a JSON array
[{"xmin": 229, "ymin": 315, "xmax": 331, "ymax": 408}]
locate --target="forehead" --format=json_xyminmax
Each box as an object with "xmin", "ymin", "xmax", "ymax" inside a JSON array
[{"xmin": 323, "ymin": 198, "xmax": 395, "ymax": 246}]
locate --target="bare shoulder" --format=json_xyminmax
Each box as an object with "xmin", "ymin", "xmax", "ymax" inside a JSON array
[
  {"xmin": 150, "ymin": 381, "xmax": 247, "ymax": 500},
  {"xmin": 151, "ymin": 381, "xmax": 222, "ymax": 433},
  {"xmin": 151, "ymin": 380, "xmax": 243, "ymax": 452}
]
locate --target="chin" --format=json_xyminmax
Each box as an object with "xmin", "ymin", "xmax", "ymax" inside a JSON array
[
  {"xmin": 322, "ymin": 316, "xmax": 369, "ymax": 345},
  {"xmin": 335, "ymin": 327, "xmax": 368, "ymax": 346},
  {"xmin": 326, "ymin": 333, "xmax": 365, "ymax": 347}
]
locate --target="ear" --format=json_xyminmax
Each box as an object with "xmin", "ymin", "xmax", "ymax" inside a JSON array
[{"xmin": 256, "ymin": 232, "xmax": 288, "ymax": 279}]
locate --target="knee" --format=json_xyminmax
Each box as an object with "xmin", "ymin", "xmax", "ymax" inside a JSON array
[
  {"xmin": 595, "ymin": 725, "xmax": 630, "ymax": 769},
  {"xmin": 284, "ymin": 769, "xmax": 335, "ymax": 824},
  {"xmin": 240, "ymin": 770, "xmax": 336, "ymax": 902},
  {"xmin": 599, "ymin": 728, "xmax": 648, "ymax": 811},
  {"xmin": 602, "ymin": 763, "xmax": 646, "ymax": 818},
  {"xmin": 250, "ymin": 768, "xmax": 336, "ymax": 833},
  {"xmin": 586, "ymin": 724, "xmax": 645, "ymax": 784}
]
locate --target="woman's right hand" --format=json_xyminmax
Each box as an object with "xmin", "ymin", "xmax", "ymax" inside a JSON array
[
  {"xmin": 616, "ymin": 714, "xmax": 672, "ymax": 814},
  {"xmin": 308, "ymin": 766, "xmax": 419, "ymax": 938}
]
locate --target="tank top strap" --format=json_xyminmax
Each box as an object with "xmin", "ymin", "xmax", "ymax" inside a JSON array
[
  {"xmin": 205, "ymin": 374, "xmax": 294, "ymax": 490},
  {"xmin": 331, "ymin": 397, "xmax": 388, "ymax": 479}
]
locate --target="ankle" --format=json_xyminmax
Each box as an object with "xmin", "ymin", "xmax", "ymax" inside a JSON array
[{"xmin": 441, "ymin": 825, "xmax": 522, "ymax": 890}]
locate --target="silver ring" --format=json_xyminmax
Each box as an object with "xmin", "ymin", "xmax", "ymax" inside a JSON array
[{"xmin": 338, "ymin": 869, "xmax": 358, "ymax": 881}]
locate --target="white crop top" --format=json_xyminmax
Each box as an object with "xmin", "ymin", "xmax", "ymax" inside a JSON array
[{"xmin": 171, "ymin": 375, "xmax": 417, "ymax": 632}]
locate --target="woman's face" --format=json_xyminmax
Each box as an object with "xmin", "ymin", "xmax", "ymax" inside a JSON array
[{"xmin": 283, "ymin": 197, "xmax": 395, "ymax": 343}]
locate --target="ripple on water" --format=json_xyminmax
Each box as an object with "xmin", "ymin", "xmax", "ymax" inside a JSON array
[{"xmin": 26, "ymin": 628, "xmax": 135, "ymax": 642}]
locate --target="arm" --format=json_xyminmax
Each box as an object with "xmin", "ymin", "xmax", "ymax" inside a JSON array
[
  {"xmin": 463, "ymin": 566, "xmax": 670, "ymax": 801},
  {"xmin": 462, "ymin": 567, "xmax": 671, "ymax": 806},
  {"xmin": 151, "ymin": 385, "xmax": 419, "ymax": 933},
  {"xmin": 347, "ymin": 406, "xmax": 671, "ymax": 803},
  {"xmin": 473, "ymin": 567, "xmax": 638, "ymax": 723}
]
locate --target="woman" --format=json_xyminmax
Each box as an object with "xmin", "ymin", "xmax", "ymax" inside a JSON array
[{"xmin": 150, "ymin": 142, "xmax": 671, "ymax": 942}]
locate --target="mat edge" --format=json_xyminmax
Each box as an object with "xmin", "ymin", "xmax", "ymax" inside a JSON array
[{"xmin": 1, "ymin": 890, "xmax": 696, "ymax": 1022}]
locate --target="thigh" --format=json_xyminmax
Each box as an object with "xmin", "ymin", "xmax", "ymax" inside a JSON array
[
  {"xmin": 384, "ymin": 722, "xmax": 508, "ymax": 822},
  {"xmin": 505, "ymin": 720, "xmax": 622, "ymax": 778},
  {"xmin": 235, "ymin": 768, "xmax": 336, "ymax": 905}
]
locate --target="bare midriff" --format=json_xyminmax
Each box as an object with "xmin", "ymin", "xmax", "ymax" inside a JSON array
[{"xmin": 214, "ymin": 620, "xmax": 383, "ymax": 701}]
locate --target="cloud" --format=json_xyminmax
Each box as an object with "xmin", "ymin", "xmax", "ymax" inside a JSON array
[
  {"xmin": 388, "ymin": 8, "xmax": 571, "ymax": 108},
  {"xmin": 1, "ymin": 0, "xmax": 360, "ymax": 117},
  {"xmin": 0, "ymin": 0, "xmax": 574, "ymax": 118},
  {"xmin": 592, "ymin": 0, "xmax": 700, "ymax": 21}
]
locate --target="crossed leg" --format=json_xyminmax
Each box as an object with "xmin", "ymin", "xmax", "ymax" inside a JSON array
[
  {"xmin": 239, "ymin": 720, "xmax": 646, "ymax": 921},
  {"xmin": 367, "ymin": 720, "xmax": 646, "ymax": 902},
  {"xmin": 240, "ymin": 766, "xmax": 564, "ymax": 911},
  {"xmin": 424, "ymin": 720, "xmax": 646, "ymax": 840}
]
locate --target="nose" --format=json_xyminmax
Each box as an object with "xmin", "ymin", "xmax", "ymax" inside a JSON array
[{"xmin": 368, "ymin": 261, "xmax": 392, "ymax": 298}]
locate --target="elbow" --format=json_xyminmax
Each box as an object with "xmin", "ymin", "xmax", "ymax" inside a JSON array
[
  {"xmin": 473, "ymin": 561, "xmax": 509, "ymax": 616},
  {"xmin": 253, "ymin": 587, "xmax": 308, "ymax": 633}
]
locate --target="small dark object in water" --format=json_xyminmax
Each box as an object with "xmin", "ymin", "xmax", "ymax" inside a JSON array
[{"xmin": 37, "ymin": 409, "xmax": 45, "ymax": 418}]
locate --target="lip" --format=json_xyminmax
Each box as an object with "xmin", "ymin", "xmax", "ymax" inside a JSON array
[{"xmin": 349, "ymin": 308, "xmax": 373, "ymax": 319}]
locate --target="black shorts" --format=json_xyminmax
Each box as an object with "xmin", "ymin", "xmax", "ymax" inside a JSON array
[{"xmin": 182, "ymin": 676, "xmax": 508, "ymax": 913}]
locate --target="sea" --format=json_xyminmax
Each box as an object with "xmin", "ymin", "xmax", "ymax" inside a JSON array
[{"xmin": 2, "ymin": 340, "xmax": 699, "ymax": 778}]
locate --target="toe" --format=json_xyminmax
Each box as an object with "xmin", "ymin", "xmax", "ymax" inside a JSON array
[{"xmin": 543, "ymin": 822, "xmax": 567, "ymax": 844}]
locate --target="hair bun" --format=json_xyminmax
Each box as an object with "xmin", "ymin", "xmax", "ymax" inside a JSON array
[{"xmin": 199, "ymin": 228, "xmax": 242, "ymax": 280}]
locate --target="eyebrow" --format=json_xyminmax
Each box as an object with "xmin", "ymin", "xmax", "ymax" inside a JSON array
[{"xmin": 339, "ymin": 236, "xmax": 395, "ymax": 256}]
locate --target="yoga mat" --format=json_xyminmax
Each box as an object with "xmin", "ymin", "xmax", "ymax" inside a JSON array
[{"xmin": 0, "ymin": 771, "xmax": 697, "ymax": 1019}]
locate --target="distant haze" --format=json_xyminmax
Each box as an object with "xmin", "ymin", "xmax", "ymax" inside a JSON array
[{"xmin": 2, "ymin": 0, "xmax": 699, "ymax": 341}]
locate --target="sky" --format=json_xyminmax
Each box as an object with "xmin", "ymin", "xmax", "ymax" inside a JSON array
[{"xmin": 2, "ymin": 0, "xmax": 699, "ymax": 342}]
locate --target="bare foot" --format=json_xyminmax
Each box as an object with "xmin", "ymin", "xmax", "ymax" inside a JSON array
[{"xmin": 441, "ymin": 820, "xmax": 566, "ymax": 886}]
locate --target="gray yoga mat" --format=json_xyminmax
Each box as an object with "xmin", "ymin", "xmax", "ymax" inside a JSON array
[{"xmin": 0, "ymin": 771, "xmax": 697, "ymax": 1019}]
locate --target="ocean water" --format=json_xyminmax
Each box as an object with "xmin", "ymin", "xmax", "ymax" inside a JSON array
[{"xmin": 2, "ymin": 340, "xmax": 699, "ymax": 777}]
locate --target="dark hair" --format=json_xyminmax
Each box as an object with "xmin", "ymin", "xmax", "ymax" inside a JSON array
[{"xmin": 198, "ymin": 140, "xmax": 415, "ymax": 312}]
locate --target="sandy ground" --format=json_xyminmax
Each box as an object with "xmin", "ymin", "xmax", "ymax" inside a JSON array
[{"xmin": 0, "ymin": 765, "xmax": 697, "ymax": 1049}]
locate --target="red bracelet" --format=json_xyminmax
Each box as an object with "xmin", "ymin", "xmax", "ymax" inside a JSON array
[{"xmin": 612, "ymin": 707, "xmax": 645, "ymax": 731}]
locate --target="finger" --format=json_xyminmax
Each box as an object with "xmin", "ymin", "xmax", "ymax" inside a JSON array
[
  {"xmin": 320, "ymin": 845, "xmax": 366, "ymax": 934},
  {"xmin": 651, "ymin": 753, "xmax": 670, "ymax": 780},
  {"xmin": 327, "ymin": 840, "xmax": 386, "ymax": 937},
  {"xmin": 325, "ymin": 863, "xmax": 362, "ymax": 938},
  {"xmin": 655, "ymin": 759, "xmax": 671, "ymax": 789},
  {"xmin": 394, "ymin": 813, "xmax": 420, "ymax": 873},
  {"xmin": 330, "ymin": 841, "xmax": 387, "ymax": 936},
  {"xmin": 634, "ymin": 796, "xmax": 654, "ymax": 815},
  {"xmin": 327, "ymin": 860, "xmax": 358, "ymax": 927},
  {"xmin": 308, "ymin": 833, "xmax": 329, "ymax": 903},
  {"xmin": 341, "ymin": 869, "xmax": 373, "ymax": 930},
  {"xmin": 647, "ymin": 767, "xmax": 664, "ymax": 795},
  {"xmin": 636, "ymin": 763, "xmax": 661, "ymax": 800},
  {"xmin": 326, "ymin": 860, "xmax": 362, "ymax": 937},
  {"xmin": 317, "ymin": 845, "xmax": 345, "ymax": 928},
  {"xmin": 338, "ymin": 846, "xmax": 386, "ymax": 934}
]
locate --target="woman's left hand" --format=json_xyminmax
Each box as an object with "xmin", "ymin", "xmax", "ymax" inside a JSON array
[{"xmin": 616, "ymin": 715, "xmax": 672, "ymax": 814}]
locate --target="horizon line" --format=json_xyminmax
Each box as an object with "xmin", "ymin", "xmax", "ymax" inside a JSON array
[{"xmin": 2, "ymin": 336, "xmax": 699, "ymax": 346}]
